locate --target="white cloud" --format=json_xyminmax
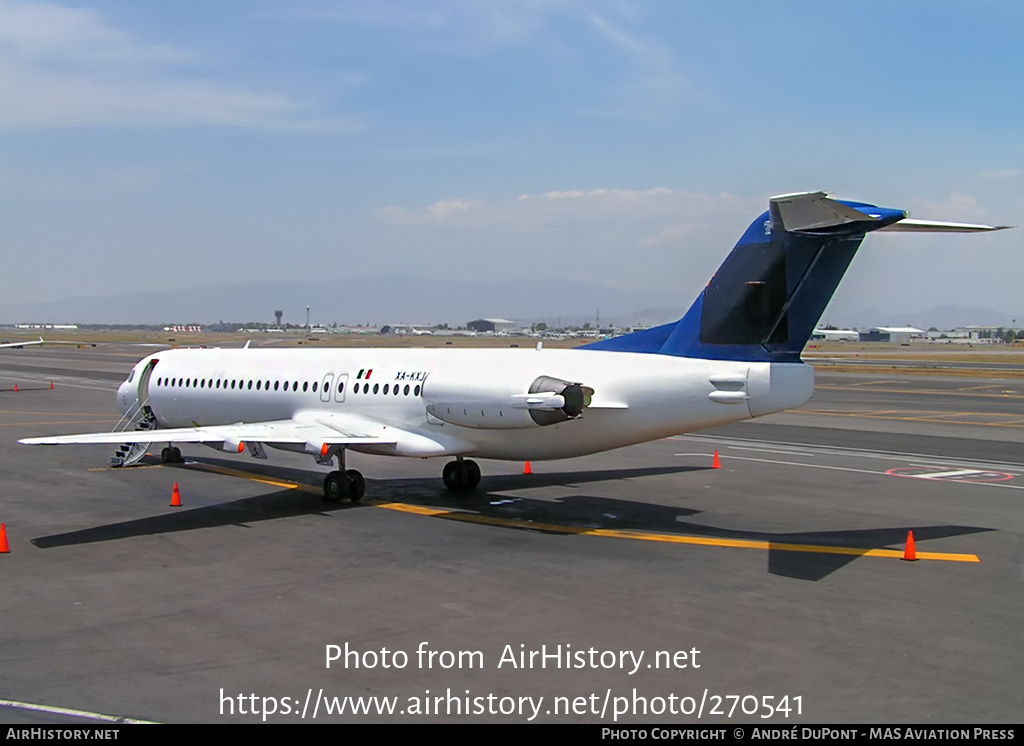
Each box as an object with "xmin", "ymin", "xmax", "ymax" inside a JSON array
[
  {"xmin": 905, "ymin": 193, "xmax": 990, "ymax": 223},
  {"xmin": 587, "ymin": 12, "xmax": 686, "ymax": 118},
  {"xmin": 977, "ymin": 168, "xmax": 1020, "ymax": 180},
  {"xmin": 375, "ymin": 188, "xmax": 760, "ymax": 242},
  {"xmin": 0, "ymin": 1, "xmax": 353, "ymax": 132}
]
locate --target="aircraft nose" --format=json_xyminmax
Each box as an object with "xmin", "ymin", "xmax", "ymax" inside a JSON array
[{"xmin": 116, "ymin": 380, "xmax": 133, "ymax": 414}]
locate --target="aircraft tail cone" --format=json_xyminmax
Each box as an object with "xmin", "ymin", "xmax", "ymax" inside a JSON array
[
  {"xmin": 712, "ymin": 450, "xmax": 721, "ymax": 469},
  {"xmin": 0, "ymin": 523, "xmax": 9, "ymax": 553},
  {"xmin": 902, "ymin": 530, "xmax": 918, "ymax": 561},
  {"xmin": 523, "ymin": 461, "xmax": 533, "ymax": 475},
  {"xmin": 171, "ymin": 482, "xmax": 182, "ymax": 508}
]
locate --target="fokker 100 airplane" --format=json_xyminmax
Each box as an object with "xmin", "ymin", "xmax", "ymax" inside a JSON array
[{"xmin": 19, "ymin": 192, "xmax": 1008, "ymax": 502}]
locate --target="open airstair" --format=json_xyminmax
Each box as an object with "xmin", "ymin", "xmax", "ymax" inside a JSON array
[{"xmin": 110, "ymin": 399, "xmax": 158, "ymax": 467}]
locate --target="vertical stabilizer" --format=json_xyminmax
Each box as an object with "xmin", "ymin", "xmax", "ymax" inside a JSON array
[{"xmin": 585, "ymin": 193, "xmax": 910, "ymax": 362}]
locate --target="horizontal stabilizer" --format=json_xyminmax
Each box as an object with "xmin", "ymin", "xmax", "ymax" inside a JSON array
[{"xmin": 878, "ymin": 219, "xmax": 1012, "ymax": 233}]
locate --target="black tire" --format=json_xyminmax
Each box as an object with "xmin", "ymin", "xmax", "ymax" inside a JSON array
[
  {"xmin": 464, "ymin": 460, "xmax": 481, "ymax": 490},
  {"xmin": 346, "ymin": 469, "xmax": 366, "ymax": 503},
  {"xmin": 161, "ymin": 447, "xmax": 172, "ymax": 463},
  {"xmin": 323, "ymin": 471, "xmax": 347, "ymax": 502},
  {"xmin": 171, "ymin": 446, "xmax": 182, "ymax": 463},
  {"xmin": 442, "ymin": 461, "xmax": 463, "ymax": 492}
]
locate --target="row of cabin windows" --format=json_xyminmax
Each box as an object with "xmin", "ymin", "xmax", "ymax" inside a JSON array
[
  {"xmin": 152, "ymin": 376, "xmax": 421, "ymax": 397},
  {"xmin": 353, "ymin": 382, "xmax": 421, "ymax": 397}
]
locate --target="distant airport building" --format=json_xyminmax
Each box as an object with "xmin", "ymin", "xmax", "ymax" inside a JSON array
[
  {"xmin": 163, "ymin": 325, "xmax": 203, "ymax": 333},
  {"xmin": 956, "ymin": 326, "xmax": 1008, "ymax": 341},
  {"xmin": 467, "ymin": 318, "xmax": 516, "ymax": 333},
  {"xmin": 858, "ymin": 326, "xmax": 923, "ymax": 345}
]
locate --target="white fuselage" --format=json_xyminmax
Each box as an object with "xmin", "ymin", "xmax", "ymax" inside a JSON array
[{"xmin": 117, "ymin": 346, "xmax": 814, "ymax": 462}]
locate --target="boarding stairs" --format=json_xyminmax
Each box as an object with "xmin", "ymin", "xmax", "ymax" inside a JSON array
[{"xmin": 110, "ymin": 399, "xmax": 158, "ymax": 467}]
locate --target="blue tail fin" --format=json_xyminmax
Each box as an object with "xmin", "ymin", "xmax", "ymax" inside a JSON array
[{"xmin": 584, "ymin": 192, "xmax": 908, "ymax": 362}]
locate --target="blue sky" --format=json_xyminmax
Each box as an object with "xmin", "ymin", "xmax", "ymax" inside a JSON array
[{"xmin": 1, "ymin": 1, "xmax": 1022, "ymax": 323}]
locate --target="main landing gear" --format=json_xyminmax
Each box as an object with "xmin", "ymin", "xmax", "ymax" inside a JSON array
[
  {"xmin": 442, "ymin": 458, "xmax": 480, "ymax": 493},
  {"xmin": 323, "ymin": 469, "xmax": 366, "ymax": 503},
  {"xmin": 321, "ymin": 448, "xmax": 365, "ymax": 503},
  {"xmin": 160, "ymin": 445, "xmax": 183, "ymax": 463}
]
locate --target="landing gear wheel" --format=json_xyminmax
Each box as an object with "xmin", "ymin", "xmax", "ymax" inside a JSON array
[
  {"xmin": 161, "ymin": 447, "xmax": 172, "ymax": 463},
  {"xmin": 162, "ymin": 446, "xmax": 183, "ymax": 463},
  {"xmin": 170, "ymin": 446, "xmax": 182, "ymax": 463},
  {"xmin": 345, "ymin": 469, "xmax": 366, "ymax": 503},
  {"xmin": 442, "ymin": 459, "xmax": 481, "ymax": 493},
  {"xmin": 464, "ymin": 459, "xmax": 481, "ymax": 490},
  {"xmin": 443, "ymin": 461, "xmax": 463, "ymax": 492},
  {"xmin": 323, "ymin": 471, "xmax": 348, "ymax": 502}
]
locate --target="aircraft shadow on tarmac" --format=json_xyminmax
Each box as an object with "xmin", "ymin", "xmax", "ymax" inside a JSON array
[{"xmin": 32, "ymin": 456, "xmax": 993, "ymax": 581}]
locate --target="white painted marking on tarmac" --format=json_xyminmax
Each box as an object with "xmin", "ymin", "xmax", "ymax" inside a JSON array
[
  {"xmin": 919, "ymin": 469, "xmax": 986, "ymax": 479},
  {"xmin": 0, "ymin": 697, "xmax": 159, "ymax": 724},
  {"xmin": 678, "ymin": 450, "xmax": 1024, "ymax": 490},
  {"xmin": 681, "ymin": 433, "xmax": 1024, "ymax": 473},
  {"xmin": 676, "ymin": 452, "xmax": 885, "ymax": 477},
  {"xmin": 0, "ymin": 369, "xmax": 117, "ymax": 392}
]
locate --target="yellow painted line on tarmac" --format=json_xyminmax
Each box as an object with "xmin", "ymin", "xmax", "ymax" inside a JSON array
[
  {"xmin": 956, "ymin": 384, "xmax": 1007, "ymax": 391},
  {"xmin": 104, "ymin": 464, "xmax": 980, "ymax": 564},
  {"xmin": 88, "ymin": 458, "xmax": 321, "ymax": 492},
  {"xmin": 89, "ymin": 463, "xmax": 165, "ymax": 471},
  {"xmin": 376, "ymin": 503, "xmax": 979, "ymax": 562},
  {"xmin": 183, "ymin": 461, "xmax": 322, "ymax": 493}
]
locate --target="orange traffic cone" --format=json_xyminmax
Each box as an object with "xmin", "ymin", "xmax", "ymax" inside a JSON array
[
  {"xmin": 902, "ymin": 530, "xmax": 917, "ymax": 561},
  {"xmin": 50, "ymin": 381, "xmax": 54, "ymax": 389},
  {"xmin": 171, "ymin": 482, "xmax": 182, "ymax": 507},
  {"xmin": 0, "ymin": 523, "xmax": 9, "ymax": 553},
  {"xmin": 712, "ymin": 450, "xmax": 721, "ymax": 469},
  {"xmin": 12, "ymin": 383, "xmax": 17, "ymax": 392},
  {"xmin": 523, "ymin": 461, "xmax": 533, "ymax": 475}
]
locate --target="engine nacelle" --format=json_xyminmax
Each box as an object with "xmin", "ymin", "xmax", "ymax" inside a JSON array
[
  {"xmin": 202, "ymin": 438, "xmax": 246, "ymax": 454},
  {"xmin": 422, "ymin": 372, "xmax": 592, "ymax": 430}
]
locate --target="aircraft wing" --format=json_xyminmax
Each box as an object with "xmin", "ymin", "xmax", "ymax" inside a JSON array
[
  {"xmin": 20, "ymin": 414, "xmax": 388, "ymax": 447},
  {"xmin": 0, "ymin": 337, "xmax": 44, "ymax": 349},
  {"xmin": 19, "ymin": 411, "xmax": 475, "ymax": 458}
]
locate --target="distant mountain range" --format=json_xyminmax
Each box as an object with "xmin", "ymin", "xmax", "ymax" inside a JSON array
[
  {"xmin": 0, "ymin": 275, "xmax": 684, "ymax": 328},
  {"xmin": 0, "ymin": 276, "xmax": 1012, "ymax": 331}
]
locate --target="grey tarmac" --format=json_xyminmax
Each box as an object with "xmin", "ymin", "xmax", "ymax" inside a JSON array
[{"xmin": 0, "ymin": 346, "xmax": 1021, "ymax": 723}]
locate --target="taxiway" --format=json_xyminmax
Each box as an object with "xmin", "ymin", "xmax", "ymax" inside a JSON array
[{"xmin": 0, "ymin": 345, "xmax": 1021, "ymax": 723}]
